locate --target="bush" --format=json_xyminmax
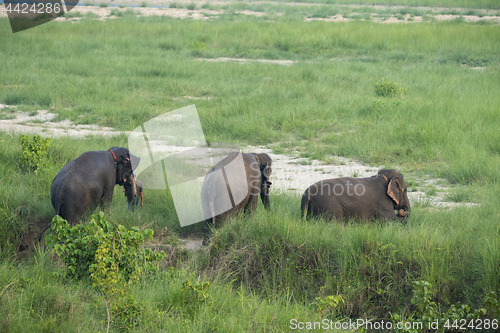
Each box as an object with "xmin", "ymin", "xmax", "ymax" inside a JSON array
[
  {"xmin": 390, "ymin": 281, "xmax": 499, "ymax": 332},
  {"xmin": 46, "ymin": 212, "xmax": 164, "ymax": 281},
  {"xmin": 375, "ymin": 77, "xmax": 405, "ymax": 97},
  {"xmin": 18, "ymin": 134, "xmax": 51, "ymax": 174},
  {"xmin": 46, "ymin": 212, "xmax": 165, "ymax": 330}
]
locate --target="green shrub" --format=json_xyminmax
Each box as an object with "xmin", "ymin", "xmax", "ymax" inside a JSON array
[
  {"xmin": 375, "ymin": 77, "xmax": 405, "ymax": 97},
  {"xmin": 46, "ymin": 212, "xmax": 164, "ymax": 281},
  {"xmin": 390, "ymin": 281, "xmax": 498, "ymax": 332},
  {"xmin": 309, "ymin": 294, "xmax": 345, "ymax": 318},
  {"xmin": 46, "ymin": 212, "xmax": 165, "ymax": 330},
  {"xmin": 18, "ymin": 134, "xmax": 51, "ymax": 174},
  {"xmin": 460, "ymin": 55, "xmax": 490, "ymax": 67}
]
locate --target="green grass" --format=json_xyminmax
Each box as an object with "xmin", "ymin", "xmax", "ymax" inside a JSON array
[{"xmin": 0, "ymin": 9, "xmax": 499, "ymax": 331}]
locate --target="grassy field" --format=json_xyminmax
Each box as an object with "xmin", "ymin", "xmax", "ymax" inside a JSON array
[{"xmin": 1, "ymin": 4, "xmax": 500, "ymax": 332}]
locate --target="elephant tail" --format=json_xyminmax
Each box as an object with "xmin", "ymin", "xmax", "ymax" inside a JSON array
[
  {"xmin": 300, "ymin": 187, "xmax": 313, "ymax": 220},
  {"xmin": 37, "ymin": 199, "xmax": 63, "ymax": 242}
]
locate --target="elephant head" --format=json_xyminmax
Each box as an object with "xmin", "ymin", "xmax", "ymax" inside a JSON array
[
  {"xmin": 109, "ymin": 147, "xmax": 133, "ymax": 186},
  {"xmin": 378, "ymin": 169, "xmax": 411, "ymax": 217},
  {"xmin": 253, "ymin": 153, "xmax": 272, "ymax": 210}
]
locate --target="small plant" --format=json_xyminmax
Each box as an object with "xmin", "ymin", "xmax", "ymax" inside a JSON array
[
  {"xmin": 109, "ymin": 9, "xmax": 123, "ymax": 17},
  {"xmin": 46, "ymin": 212, "xmax": 164, "ymax": 280},
  {"xmin": 18, "ymin": 134, "xmax": 51, "ymax": 174},
  {"xmin": 170, "ymin": 275, "xmax": 213, "ymax": 319},
  {"xmin": 375, "ymin": 77, "xmax": 405, "ymax": 97},
  {"xmin": 390, "ymin": 281, "xmax": 498, "ymax": 333},
  {"xmin": 46, "ymin": 212, "xmax": 165, "ymax": 330},
  {"xmin": 309, "ymin": 295, "xmax": 344, "ymax": 318},
  {"xmin": 181, "ymin": 279, "xmax": 212, "ymax": 303},
  {"xmin": 186, "ymin": 3, "xmax": 196, "ymax": 10},
  {"xmin": 140, "ymin": 2, "xmax": 148, "ymax": 7},
  {"xmin": 460, "ymin": 55, "xmax": 489, "ymax": 68}
]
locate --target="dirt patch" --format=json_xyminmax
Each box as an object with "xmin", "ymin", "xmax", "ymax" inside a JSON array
[
  {"xmin": 197, "ymin": 57, "xmax": 295, "ymax": 66},
  {"xmin": 180, "ymin": 236, "xmax": 205, "ymax": 251},
  {"xmin": 0, "ymin": 105, "xmax": 125, "ymax": 138}
]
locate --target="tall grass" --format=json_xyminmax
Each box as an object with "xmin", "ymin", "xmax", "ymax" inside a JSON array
[{"xmin": 201, "ymin": 192, "xmax": 500, "ymax": 318}]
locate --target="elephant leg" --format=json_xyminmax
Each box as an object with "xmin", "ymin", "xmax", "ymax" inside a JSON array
[
  {"xmin": 376, "ymin": 205, "xmax": 400, "ymax": 221},
  {"xmin": 201, "ymin": 219, "xmax": 213, "ymax": 246},
  {"xmin": 202, "ymin": 217, "xmax": 217, "ymax": 246},
  {"xmin": 244, "ymin": 194, "xmax": 258, "ymax": 215}
]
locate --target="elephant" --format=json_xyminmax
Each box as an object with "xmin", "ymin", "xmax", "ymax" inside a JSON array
[
  {"xmin": 201, "ymin": 152, "xmax": 272, "ymax": 245},
  {"xmin": 39, "ymin": 147, "xmax": 133, "ymax": 240},
  {"xmin": 301, "ymin": 169, "xmax": 410, "ymax": 222}
]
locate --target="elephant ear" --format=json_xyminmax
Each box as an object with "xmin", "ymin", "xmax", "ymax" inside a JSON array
[{"xmin": 387, "ymin": 178, "xmax": 400, "ymax": 205}]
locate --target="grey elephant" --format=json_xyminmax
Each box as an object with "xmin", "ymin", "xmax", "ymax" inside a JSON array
[
  {"xmin": 39, "ymin": 147, "xmax": 133, "ymax": 239},
  {"xmin": 201, "ymin": 152, "xmax": 272, "ymax": 245},
  {"xmin": 301, "ymin": 169, "xmax": 410, "ymax": 222}
]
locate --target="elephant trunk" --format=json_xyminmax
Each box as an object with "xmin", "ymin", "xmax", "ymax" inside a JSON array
[
  {"xmin": 399, "ymin": 195, "xmax": 411, "ymax": 217},
  {"xmin": 260, "ymin": 181, "xmax": 271, "ymax": 210}
]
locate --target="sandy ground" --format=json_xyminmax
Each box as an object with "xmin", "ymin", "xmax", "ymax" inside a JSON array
[{"xmin": 1, "ymin": 1, "xmax": 499, "ymax": 24}]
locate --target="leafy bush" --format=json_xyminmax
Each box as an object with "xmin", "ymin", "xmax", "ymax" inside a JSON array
[
  {"xmin": 18, "ymin": 134, "xmax": 51, "ymax": 173},
  {"xmin": 309, "ymin": 294, "xmax": 345, "ymax": 318},
  {"xmin": 46, "ymin": 212, "xmax": 165, "ymax": 330},
  {"xmin": 375, "ymin": 77, "xmax": 405, "ymax": 97},
  {"xmin": 167, "ymin": 267, "xmax": 213, "ymax": 319},
  {"xmin": 390, "ymin": 281, "xmax": 499, "ymax": 333},
  {"xmin": 460, "ymin": 55, "xmax": 490, "ymax": 67},
  {"xmin": 46, "ymin": 212, "xmax": 164, "ymax": 281}
]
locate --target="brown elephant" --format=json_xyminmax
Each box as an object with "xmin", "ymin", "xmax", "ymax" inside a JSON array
[
  {"xmin": 39, "ymin": 147, "xmax": 133, "ymax": 240},
  {"xmin": 201, "ymin": 152, "xmax": 272, "ymax": 245},
  {"xmin": 301, "ymin": 169, "xmax": 410, "ymax": 222}
]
